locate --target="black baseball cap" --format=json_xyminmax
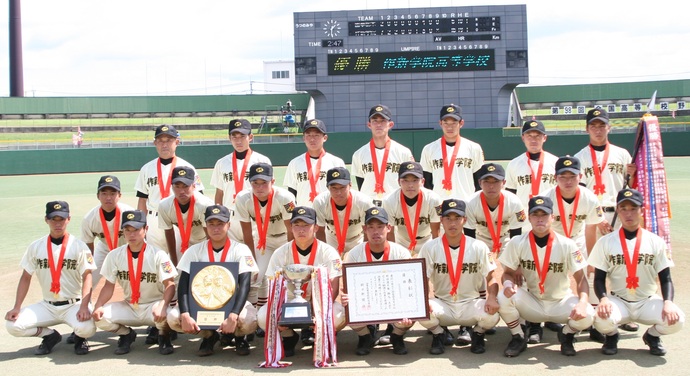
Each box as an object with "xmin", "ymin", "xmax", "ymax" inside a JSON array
[
  {"xmin": 228, "ymin": 118, "xmax": 252, "ymax": 135},
  {"xmin": 97, "ymin": 175, "xmax": 121, "ymax": 192},
  {"xmin": 528, "ymin": 196, "xmax": 553, "ymax": 214},
  {"xmin": 46, "ymin": 201, "xmax": 70, "ymax": 219},
  {"xmin": 399, "ymin": 161, "xmax": 423, "ymax": 178},
  {"xmin": 440, "ymin": 104, "xmax": 462, "ymax": 120},
  {"xmin": 522, "ymin": 120, "xmax": 546, "ymax": 135},
  {"xmin": 248, "ymin": 163, "xmax": 273, "ymax": 182},
  {"xmin": 477, "ymin": 163, "xmax": 505, "ymax": 181},
  {"xmin": 440, "ymin": 199, "xmax": 466, "ymax": 217},
  {"xmin": 291, "ymin": 206, "xmax": 317, "ymax": 224},
  {"xmin": 154, "ymin": 124, "xmax": 179, "ymax": 138},
  {"xmin": 205, "ymin": 205, "xmax": 231, "ymax": 222},
  {"xmin": 365, "ymin": 207, "xmax": 389, "ymax": 224},
  {"xmin": 587, "ymin": 108, "xmax": 609, "ymax": 125},
  {"xmin": 121, "ymin": 210, "xmax": 147, "ymax": 229},
  {"xmin": 369, "ymin": 104, "xmax": 392, "ymax": 120},
  {"xmin": 555, "ymin": 156, "xmax": 581, "ymax": 175},
  {"xmin": 171, "ymin": 166, "xmax": 195, "ymax": 186},
  {"xmin": 617, "ymin": 188, "xmax": 644, "ymax": 206},
  {"xmin": 326, "ymin": 167, "xmax": 350, "ymax": 186},
  {"xmin": 303, "ymin": 119, "xmax": 327, "ymax": 134}
]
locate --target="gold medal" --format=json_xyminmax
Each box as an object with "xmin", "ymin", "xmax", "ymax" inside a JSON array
[
  {"xmin": 452, "ymin": 294, "xmax": 457, "ymax": 302},
  {"xmin": 629, "ymin": 288, "xmax": 636, "ymax": 295},
  {"xmin": 53, "ymin": 292, "xmax": 59, "ymax": 299},
  {"xmin": 192, "ymin": 265, "xmax": 236, "ymax": 310},
  {"xmin": 133, "ymin": 303, "xmax": 139, "ymax": 310}
]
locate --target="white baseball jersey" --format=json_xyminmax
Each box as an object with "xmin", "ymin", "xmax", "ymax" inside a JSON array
[
  {"xmin": 80, "ymin": 202, "xmax": 135, "ymax": 254},
  {"xmin": 541, "ymin": 186, "xmax": 604, "ymax": 246},
  {"xmin": 313, "ymin": 189, "xmax": 373, "ymax": 252},
  {"xmin": 505, "ymin": 151, "xmax": 559, "ymax": 207},
  {"xmin": 158, "ymin": 191, "xmax": 214, "ymax": 246},
  {"xmin": 210, "ymin": 150, "xmax": 272, "ymax": 209},
  {"xmin": 418, "ymin": 235, "xmax": 496, "ymax": 303},
  {"xmin": 382, "ymin": 187, "xmax": 442, "ymax": 249},
  {"xmin": 464, "ymin": 190, "xmax": 526, "ymax": 252},
  {"xmin": 20, "ymin": 235, "xmax": 96, "ymax": 301},
  {"xmin": 500, "ymin": 231, "xmax": 587, "ymax": 301},
  {"xmin": 177, "ymin": 239, "xmax": 259, "ymax": 278},
  {"xmin": 588, "ymin": 228, "xmax": 673, "ymax": 302},
  {"xmin": 345, "ymin": 241, "xmax": 411, "ymax": 263},
  {"xmin": 574, "ymin": 143, "xmax": 632, "ymax": 207},
  {"xmin": 420, "ymin": 137, "xmax": 484, "ymax": 200},
  {"xmin": 283, "ymin": 152, "xmax": 346, "ymax": 207},
  {"xmin": 100, "ymin": 243, "xmax": 178, "ymax": 304},
  {"xmin": 235, "ymin": 187, "xmax": 296, "ymax": 238},
  {"xmin": 351, "ymin": 139, "xmax": 414, "ymax": 199},
  {"xmin": 134, "ymin": 157, "xmax": 205, "ymax": 212}
]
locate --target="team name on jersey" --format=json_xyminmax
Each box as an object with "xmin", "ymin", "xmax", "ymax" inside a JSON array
[
  {"xmin": 515, "ymin": 174, "xmax": 556, "ymax": 186},
  {"xmin": 93, "ymin": 230, "xmax": 124, "ymax": 239},
  {"xmin": 359, "ymin": 162, "xmax": 402, "ymax": 174},
  {"xmin": 476, "ymin": 219, "xmax": 510, "ymax": 227},
  {"xmin": 116, "ymin": 270, "xmax": 158, "ymax": 283},
  {"xmin": 394, "ymin": 216, "xmax": 431, "ymax": 226},
  {"xmin": 430, "ymin": 157, "xmax": 474, "ymax": 170},
  {"xmin": 295, "ymin": 171, "xmax": 326, "ymax": 183},
  {"xmin": 582, "ymin": 163, "xmax": 625, "ymax": 178},
  {"xmin": 433, "ymin": 262, "xmax": 480, "ymax": 274},
  {"xmin": 249, "ymin": 213, "xmax": 284, "ymax": 223},
  {"xmin": 325, "ymin": 218, "xmax": 362, "ymax": 226},
  {"xmin": 146, "ymin": 176, "xmax": 159, "ymax": 188},
  {"xmin": 36, "ymin": 258, "xmax": 79, "ymax": 270},
  {"xmin": 554, "ymin": 214, "xmax": 588, "ymax": 222},
  {"xmin": 172, "ymin": 219, "xmax": 204, "ymax": 227},
  {"xmin": 222, "ymin": 171, "xmax": 249, "ymax": 182},
  {"xmin": 606, "ymin": 254, "xmax": 655, "ymax": 266},
  {"xmin": 520, "ymin": 260, "xmax": 565, "ymax": 273}
]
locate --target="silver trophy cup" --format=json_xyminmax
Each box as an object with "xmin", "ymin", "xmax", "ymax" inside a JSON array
[{"xmin": 279, "ymin": 264, "xmax": 314, "ymax": 326}]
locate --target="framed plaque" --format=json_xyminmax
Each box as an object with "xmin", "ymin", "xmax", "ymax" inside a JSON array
[
  {"xmin": 188, "ymin": 262, "xmax": 239, "ymax": 330},
  {"xmin": 342, "ymin": 258, "xmax": 429, "ymax": 325}
]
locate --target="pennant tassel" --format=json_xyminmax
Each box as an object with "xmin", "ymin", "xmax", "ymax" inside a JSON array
[{"xmin": 258, "ymin": 274, "xmax": 291, "ymax": 368}]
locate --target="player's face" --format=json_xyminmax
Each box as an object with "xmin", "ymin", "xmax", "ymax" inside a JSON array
[
  {"xmin": 229, "ymin": 132, "xmax": 252, "ymax": 152},
  {"xmin": 123, "ymin": 225, "xmax": 147, "ymax": 245},
  {"xmin": 479, "ymin": 177, "xmax": 505, "ymax": 198},
  {"xmin": 367, "ymin": 115, "xmax": 393, "ymax": 137},
  {"xmin": 438, "ymin": 117, "xmax": 464, "ymax": 139},
  {"xmin": 303, "ymin": 129, "xmax": 327, "ymax": 153},
  {"xmin": 327, "ymin": 183, "xmax": 350, "ymax": 205},
  {"xmin": 441, "ymin": 213, "xmax": 466, "ymax": 237},
  {"xmin": 617, "ymin": 202, "xmax": 643, "ymax": 230},
  {"xmin": 556, "ymin": 172, "xmax": 580, "ymax": 192},
  {"xmin": 586, "ymin": 120, "xmax": 610, "ymax": 146},
  {"xmin": 364, "ymin": 219, "xmax": 390, "ymax": 246},
  {"xmin": 250, "ymin": 178, "xmax": 274, "ymax": 201},
  {"xmin": 97, "ymin": 188, "xmax": 121, "ymax": 211},
  {"xmin": 172, "ymin": 182, "xmax": 194, "ymax": 203},
  {"xmin": 206, "ymin": 219, "xmax": 230, "ymax": 242},
  {"xmin": 154, "ymin": 135, "xmax": 180, "ymax": 159},
  {"xmin": 45, "ymin": 216, "xmax": 70, "ymax": 238},
  {"xmin": 521, "ymin": 130, "xmax": 547, "ymax": 153},
  {"xmin": 291, "ymin": 220, "xmax": 316, "ymax": 242},
  {"xmin": 529, "ymin": 210, "xmax": 553, "ymax": 236},
  {"xmin": 399, "ymin": 175, "xmax": 423, "ymax": 198}
]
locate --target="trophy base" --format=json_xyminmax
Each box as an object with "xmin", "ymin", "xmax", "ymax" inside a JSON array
[{"xmin": 278, "ymin": 302, "xmax": 314, "ymax": 327}]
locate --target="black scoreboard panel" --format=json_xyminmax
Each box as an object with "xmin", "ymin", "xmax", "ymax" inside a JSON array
[{"xmin": 294, "ymin": 6, "xmax": 528, "ymax": 132}]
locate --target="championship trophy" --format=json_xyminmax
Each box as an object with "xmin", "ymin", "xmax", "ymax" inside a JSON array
[{"xmin": 278, "ymin": 264, "xmax": 314, "ymax": 327}]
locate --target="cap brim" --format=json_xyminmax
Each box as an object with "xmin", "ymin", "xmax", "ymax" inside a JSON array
[
  {"xmin": 155, "ymin": 132, "xmax": 179, "ymax": 138},
  {"xmin": 46, "ymin": 212, "xmax": 69, "ymax": 219},
  {"xmin": 121, "ymin": 221, "xmax": 146, "ymax": 229},
  {"xmin": 327, "ymin": 178, "xmax": 350, "ymax": 186},
  {"xmin": 441, "ymin": 114, "xmax": 462, "ymax": 120},
  {"xmin": 555, "ymin": 168, "xmax": 580, "ymax": 175},
  {"xmin": 369, "ymin": 113, "xmax": 391, "ymax": 120},
  {"xmin": 171, "ymin": 177, "xmax": 194, "ymax": 185},
  {"xmin": 303, "ymin": 125, "xmax": 326, "ymax": 134},
  {"xmin": 441, "ymin": 209, "xmax": 465, "ymax": 217},
  {"xmin": 365, "ymin": 216, "xmax": 388, "ymax": 224},
  {"xmin": 249, "ymin": 174, "xmax": 272, "ymax": 182},
  {"xmin": 617, "ymin": 198, "xmax": 643, "ymax": 206},
  {"xmin": 529, "ymin": 207, "xmax": 553, "ymax": 214},
  {"xmin": 290, "ymin": 216, "xmax": 316, "ymax": 224},
  {"xmin": 522, "ymin": 128, "xmax": 546, "ymax": 135},
  {"xmin": 479, "ymin": 173, "xmax": 505, "ymax": 181},
  {"xmin": 400, "ymin": 171, "xmax": 423, "ymax": 178},
  {"xmin": 230, "ymin": 128, "xmax": 251, "ymax": 135},
  {"xmin": 588, "ymin": 116, "xmax": 609, "ymax": 124},
  {"xmin": 97, "ymin": 184, "xmax": 121, "ymax": 192},
  {"xmin": 205, "ymin": 214, "xmax": 230, "ymax": 222}
]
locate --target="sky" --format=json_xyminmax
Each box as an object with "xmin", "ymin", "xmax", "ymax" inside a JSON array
[{"xmin": 1, "ymin": 0, "xmax": 689, "ymax": 97}]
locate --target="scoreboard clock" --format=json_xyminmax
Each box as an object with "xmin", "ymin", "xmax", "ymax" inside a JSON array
[{"xmin": 293, "ymin": 5, "xmax": 528, "ymax": 132}]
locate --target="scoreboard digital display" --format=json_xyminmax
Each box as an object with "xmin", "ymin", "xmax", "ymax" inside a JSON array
[{"xmin": 328, "ymin": 49, "xmax": 495, "ymax": 75}]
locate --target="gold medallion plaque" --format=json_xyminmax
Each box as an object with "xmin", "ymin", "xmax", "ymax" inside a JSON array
[{"xmin": 191, "ymin": 265, "xmax": 236, "ymax": 310}]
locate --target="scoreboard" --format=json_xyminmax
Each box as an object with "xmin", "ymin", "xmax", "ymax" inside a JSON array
[{"xmin": 293, "ymin": 5, "xmax": 528, "ymax": 132}]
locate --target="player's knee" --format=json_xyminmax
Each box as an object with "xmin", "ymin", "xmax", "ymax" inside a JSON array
[
  {"xmin": 5, "ymin": 320, "xmax": 25, "ymax": 337},
  {"xmin": 256, "ymin": 305, "xmax": 268, "ymax": 330},
  {"xmin": 74, "ymin": 322, "xmax": 97, "ymax": 338}
]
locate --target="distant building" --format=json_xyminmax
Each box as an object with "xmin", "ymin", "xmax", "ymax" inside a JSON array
[{"xmin": 263, "ymin": 60, "xmax": 296, "ymax": 93}]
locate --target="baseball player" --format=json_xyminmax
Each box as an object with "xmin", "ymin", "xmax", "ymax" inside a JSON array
[
  {"xmin": 382, "ymin": 161, "xmax": 442, "ymax": 257},
  {"xmin": 341, "ymin": 207, "xmax": 413, "ymax": 356},
  {"xmin": 158, "ymin": 166, "xmax": 214, "ymax": 266},
  {"xmin": 351, "ymin": 104, "xmax": 414, "ymax": 205},
  {"xmin": 418, "ymin": 199, "xmax": 500, "ymax": 355},
  {"xmin": 498, "ymin": 196, "xmax": 594, "ymax": 357},
  {"xmin": 210, "ymin": 118, "xmax": 272, "ymax": 242},
  {"xmin": 168, "ymin": 205, "xmax": 259, "ymax": 357},
  {"xmin": 92, "ymin": 210, "xmax": 178, "ymax": 355},
  {"xmin": 313, "ymin": 167, "xmax": 373, "ymax": 258},
  {"xmin": 589, "ymin": 188, "xmax": 684, "ymax": 356},
  {"xmin": 5, "ymin": 201, "xmax": 96, "ymax": 355},
  {"xmin": 505, "ymin": 120, "xmax": 558, "ymax": 209},
  {"xmin": 256, "ymin": 206, "xmax": 345, "ymax": 357},
  {"xmin": 420, "ymin": 104, "xmax": 484, "ymax": 200},
  {"xmin": 283, "ymin": 119, "xmax": 346, "ymax": 207}
]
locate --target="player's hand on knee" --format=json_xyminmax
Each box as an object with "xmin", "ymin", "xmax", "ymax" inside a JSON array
[
  {"xmin": 153, "ymin": 309, "xmax": 167, "ymax": 323},
  {"xmin": 662, "ymin": 301, "xmax": 680, "ymax": 325},
  {"xmin": 220, "ymin": 313, "xmax": 239, "ymax": 334},
  {"xmin": 485, "ymin": 297, "xmax": 500, "ymax": 314},
  {"xmin": 5, "ymin": 308, "xmax": 20, "ymax": 321},
  {"xmin": 92, "ymin": 307, "xmax": 104, "ymax": 321},
  {"xmin": 77, "ymin": 307, "xmax": 91, "ymax": 322},
  {"xmin": 570, "ymin": 301, "xmax": 588, "ymax": 320},
  {"xmin": 597, "ymin": 297, "xmax": 612, "ymax": 319}
]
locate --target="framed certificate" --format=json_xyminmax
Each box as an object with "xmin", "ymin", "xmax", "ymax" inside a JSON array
[
  {"xmin": 188, "ymin": 262, "xmax": 240, "ymax": 330},
  {"xmin": 342, "ymin": 258, "xmax": 429, "ymax": 325}
]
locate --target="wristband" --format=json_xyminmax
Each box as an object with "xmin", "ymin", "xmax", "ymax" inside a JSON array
[{"xmin": 503, "ymin": 280, "xmax": 514, "ymax": 289}]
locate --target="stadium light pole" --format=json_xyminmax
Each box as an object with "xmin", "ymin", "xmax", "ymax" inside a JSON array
[{"xmin": 9, "ymin": 0, "xmax": 25, "ymax": 97}]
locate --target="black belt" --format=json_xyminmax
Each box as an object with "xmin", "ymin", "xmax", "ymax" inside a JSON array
[
  {"xmin": 611, "ymin": 292, "xmax": 649, "ymax": 303},
  {"xmin": 269, "ymin": 233, "xmax": 287, "ymax": 238},
  {"xmin": 602, "ymin": 207, "xmax": 616, "ymax": 213},
  {"xmin": 45, "ymin": 298, "xmax": 80, "ymax": 306}
]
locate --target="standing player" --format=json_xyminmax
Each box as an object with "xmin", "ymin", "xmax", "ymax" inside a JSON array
[
  {"xmin": 498, "ymin": 196, "xmax": 594, "ymax": 357},
  {"xmin": 92, "ymin": 210, "xmax": 178, "ymax": 355},
  {"xmin": 210, "ymin": 118, "xmax": 271, "ymax": 242},
  {"xmin": 351, "ymin": 104, "xmax": 414, "ymax": 205},
  {"xmin": 5, "ymin": 201, "xmax": 96, "ymax": 355},
  {"xmin": 283, "ymin": 119, "xmax": 345, "ymax": 207},
  {"xmin": 589, "ymin": 188, "xmax": 684, "ymax": 356},
  {"xmin": 313, "ymin": 167, "xmax": 373, "ymax": 258},
  {"xmin": 168, "ymin": 205, "xmax": 259, "ymax": 357},
  {"xmin": 420, "ymin": 104, "xmax": 484, "ymax": 200},
  {"xmin": 342, "ymin": 207, "xmax": 413, "ymax": 356},
  {"xmin": 158, "ymin": 166, "xmax": 214, "ymax": 266},
  {"xmin": 382, "ymin": 161, "xmax": 442, "ymax": 257},
  {"xmin": 418, "ymin": 199, "xmax": 500, "ymax": 355}
]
